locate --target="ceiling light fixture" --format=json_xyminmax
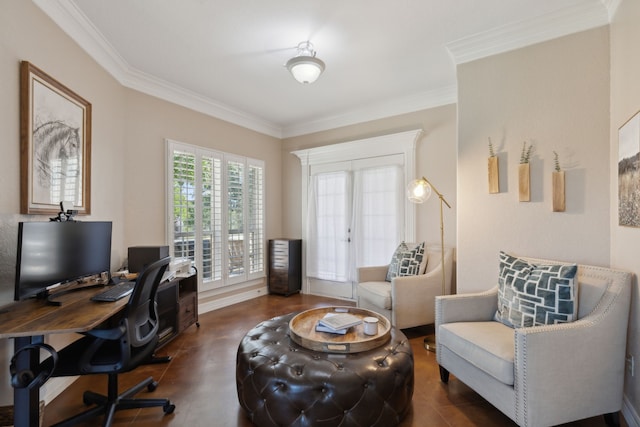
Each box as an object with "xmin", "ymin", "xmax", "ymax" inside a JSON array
[{"xmin": 286, "ymin": 41, "xmax": 325, "ymax": 84}]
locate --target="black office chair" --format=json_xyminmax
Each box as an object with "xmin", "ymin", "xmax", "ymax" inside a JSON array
[{"xmin": 44, "ymin": 256, "xmax": 175, "ymax": 427}]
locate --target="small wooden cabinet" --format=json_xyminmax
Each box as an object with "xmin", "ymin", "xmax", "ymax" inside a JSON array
[
  {"xmin": 268, "ymin": 239, "xmax": 302, "ymax": 296},
  {"xmin": 156, "ymin": 270, "xmax": 198, "ymax": 348},
  {"xmin": 177, "ymin": 272, "xmax": 198, "ymax": 333}
]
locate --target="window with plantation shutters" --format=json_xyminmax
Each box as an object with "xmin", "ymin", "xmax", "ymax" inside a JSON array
[
  {"xmin": 248, "ymin": 163, "xmax": 264, "ymax": 274},
  {"xmin": 166, "ymin": 140, "xmax": 265, "ymax": 291}
]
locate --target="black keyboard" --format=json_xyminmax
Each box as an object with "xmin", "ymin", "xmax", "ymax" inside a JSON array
[{"xmin": 91, "ymin": 282, "xmax": 135, "ymax": 302}]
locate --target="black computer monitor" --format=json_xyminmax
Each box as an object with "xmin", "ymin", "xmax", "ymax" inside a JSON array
[{"xmin": 14, "ymin": 221, "xmax": 112, "ymax": 301}]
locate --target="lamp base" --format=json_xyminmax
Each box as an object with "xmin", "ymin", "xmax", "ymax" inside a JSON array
[{"xmin": 423, "ymin": 335, "xmax": 436, "ymax": 353}]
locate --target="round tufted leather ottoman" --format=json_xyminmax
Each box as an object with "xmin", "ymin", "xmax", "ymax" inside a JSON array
[{"xmin": 236, "ymin": 312, "xmax": 414, "ymax": 427}]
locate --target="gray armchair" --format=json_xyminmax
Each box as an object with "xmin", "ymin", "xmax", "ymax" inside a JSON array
[
  {"xmin": 435, "ymin": 256, "xmax": 632, "ymax": 427},
  {"xmin": 357, "ymin": 244, "xmax": 453, "ymax": 329}
]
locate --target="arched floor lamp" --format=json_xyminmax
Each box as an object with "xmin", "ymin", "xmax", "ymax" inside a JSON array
[{"xmin": 407, "ymin": 176, "xmax": 451, "ymax": 352}]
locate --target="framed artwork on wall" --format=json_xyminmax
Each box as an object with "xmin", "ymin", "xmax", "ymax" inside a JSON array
[
  {"xmin": 618, "ymin": 110, "xmax": 640, "ymax": 227},
  {"xmin": 20, "ymin": 61, "xmax": 92, "ymax": 215}
]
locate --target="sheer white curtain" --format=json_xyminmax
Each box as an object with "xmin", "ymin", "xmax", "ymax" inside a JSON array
[
  {"xmin": 352, "ymin": 165, "xmax": 403, "ymax": 275},
  {"xmin": 307, "ymin": 165, "xmax": 403, "ymax": 283},
  {"xmin": 306, "ymin": 171, "xmax": 351, "ymax": 281}
]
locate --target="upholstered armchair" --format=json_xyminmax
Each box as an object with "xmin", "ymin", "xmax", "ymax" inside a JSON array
[
  {"xmin": 436, "ymin": 255, "xmax": 632, "ymax": 427},
  {"xmin": 356, "ymin": 244, "xmax": 454, "ymax": 329}
]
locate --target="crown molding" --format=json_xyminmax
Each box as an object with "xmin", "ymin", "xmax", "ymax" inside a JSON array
[
  {"xmin": 34, "ymin": 0, "xmax": 609, "ymax": 139},
  {"xmin": 446, "ymin": 1, "xmax": 610, "ymax": 65},
  {"xmin": 33, "ymin": 0, "xmax": 284, "ymax": 138},
  {"xmin": 602, "ymin": 0, "xmax": 622, "ymax": 18},
  {"xmin": 281, "ymin": 85, "xmax": 457, "ymax": 138},
  {"xmin": 33, "ymin": 0, "xmax": 456, "ymax": 139},
  {"xmin": 118, "ymin": 68, "xmax": 283, "ymax": 138}
]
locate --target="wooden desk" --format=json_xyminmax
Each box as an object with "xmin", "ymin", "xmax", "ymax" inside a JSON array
[{"xmin": 0, "ymin": 284, "xmax": 128, "ymax": 427}]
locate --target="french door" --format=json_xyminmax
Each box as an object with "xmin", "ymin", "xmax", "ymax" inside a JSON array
[
  {"xmin": 307, "ymin": 158, "xmax": 405, "ymax": 296},
  {"xmin": 294, "ymin": 130, "xmax": 421, "ymax": 299}
]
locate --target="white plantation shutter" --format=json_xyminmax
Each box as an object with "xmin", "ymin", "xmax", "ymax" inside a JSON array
[
  {"xmin": 172, "ymin": 150, "xmax": 197, "ymax": 263},
  {"xmin": 226, "ymin": 158, "xmax": 245, "ymax": 282},
  {"xmin": 248, "ymin": 162, "xmax": 264, "ymax": 275},
  {"xmin": 201, "ymin": 154, "xmax": 223, "ymax": 281},
  {"xmin": 167, "ymin": 140, "xmax": 265, "ymax": 291}
]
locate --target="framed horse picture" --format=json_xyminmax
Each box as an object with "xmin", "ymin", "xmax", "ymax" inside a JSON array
[{"xmin": 20, "ymin": 61, "xmax": 92, "ymax": 215}]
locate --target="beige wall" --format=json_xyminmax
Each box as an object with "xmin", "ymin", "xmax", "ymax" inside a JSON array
[
  {"xmin": 0, "ymin": 0, "xmax": 127, "ymax": 405},
  {"xmin": 281, "ymin": 104, "xmax": 458, "ymax": 249},
  {"xmin": 610, "ymin": 0, "xmax": 640, "ymax": 418},
  {"xmin": 0, "ymin": 1, "xmax": 127, "ymax": 298},
  {"xmin": 456, "ymin": 27, "xmax": 611, "ymax": 292},
  {"xmin": 3, "ymin": 0, "xmax": 637, "ymax": 421},
  {"xmin": 122, "ymin": 90, "xmax": 282, "ymax": 249},
  {"xmin": 0, "ymin": 0, "xmax": 281, "ymax": 405}
]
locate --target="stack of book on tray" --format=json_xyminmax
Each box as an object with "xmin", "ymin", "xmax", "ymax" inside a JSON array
[{"xmin": 315, "ymin": 312, "xmax": 362, "ymax": 335}]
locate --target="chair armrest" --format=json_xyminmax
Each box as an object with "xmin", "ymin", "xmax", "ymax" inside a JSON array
[
  {"xmin": 511, "ymin": 271, "xmax": 632, "ymax": 426},
  {"xmin": 435, "ymin": 287, "xmax": 498, "ymax": 326},
  {"xmin": 390, "ymin": 273, "xmax": 442, "ymax": 328},
  {"xmin": 513, "ymin": 314, "xmax": 628, "ymax": 425},
  {"xmin": 357, "ymin": 265, "xmax": 389, "ymax": 283}
]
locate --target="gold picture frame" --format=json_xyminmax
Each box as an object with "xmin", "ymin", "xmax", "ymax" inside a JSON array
[{"xmin": 20, "ymin": 61, "xmax": 92, "ymax": 215}]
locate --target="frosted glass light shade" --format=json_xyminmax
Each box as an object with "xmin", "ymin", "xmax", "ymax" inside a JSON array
[
  {"xmin": 286, "ymin": 56, "xmax": 325, "ymax": 84},
  {"xmin": 407, "ymin": 178, "xmax": 432, "ymax": 204}
]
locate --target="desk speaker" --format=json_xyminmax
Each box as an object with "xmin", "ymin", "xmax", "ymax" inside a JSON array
[{"xmin": 128, "ymin": 246, "xmax": 169, "ymax": 274}]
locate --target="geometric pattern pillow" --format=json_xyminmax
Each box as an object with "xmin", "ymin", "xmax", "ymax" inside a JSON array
[
  {"xmin": 386, "ymin": 242, "xmax": 425, "ymax": 282},
  {"xmin": 494, "ymin": 251, "xmax": 578, "ymax": 328},
  {"xmin": 386, "ymin": 242, "xmax": 408, "ymax": 281}
]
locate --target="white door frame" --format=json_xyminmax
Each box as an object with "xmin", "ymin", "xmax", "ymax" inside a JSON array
[{"xmin": 292, "ymin": 129, "xmax": 422, "ymax": 299}]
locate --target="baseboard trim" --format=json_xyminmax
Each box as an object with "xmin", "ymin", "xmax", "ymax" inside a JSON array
[
  {"xmin": 623, "ymin": 395, "xmax": 640, "ymax": 427},
  {"xmin": 198, "ymin": 286, "xmax": 268, "ymax": 314}
]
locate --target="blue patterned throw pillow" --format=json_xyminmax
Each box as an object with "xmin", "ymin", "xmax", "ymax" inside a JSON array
[
  {"xmin": 495, "ymin": 251, "xmax": 578, "ymax": 328},
  {"xmin": 386, "ymin": 242, "xmax": 425, "ymax": 282}
]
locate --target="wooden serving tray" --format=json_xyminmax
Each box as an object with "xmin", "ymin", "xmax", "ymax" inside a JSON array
[{"xmin": 289, "ymin": 306, "xmax": 391, "ymax": 353}]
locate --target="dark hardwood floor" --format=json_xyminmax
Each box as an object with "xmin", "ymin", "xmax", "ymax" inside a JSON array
[{"xmin": 42, "ymin": 293, "xmax": 625, "ymax": 426}]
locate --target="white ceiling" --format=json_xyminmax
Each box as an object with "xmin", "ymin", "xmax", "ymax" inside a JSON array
[{"xmin": 34, "ymin": 0, "xmax": 614, "ymax": 138}]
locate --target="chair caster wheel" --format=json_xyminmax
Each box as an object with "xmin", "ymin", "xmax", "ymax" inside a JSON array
[
  {"xmin": 164, "ymin": 402, "xmax": 176, "ymax": 414},
  {"xmin": 147, "ymin": 381, "xmax": 158, "ymax": 392}
]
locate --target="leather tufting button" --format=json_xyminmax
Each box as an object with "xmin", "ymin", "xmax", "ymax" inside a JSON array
[{"xmin": 236, "ymin": 312, "xmax": 414, "ymax": 427}]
